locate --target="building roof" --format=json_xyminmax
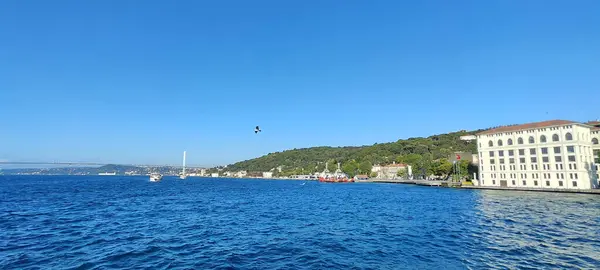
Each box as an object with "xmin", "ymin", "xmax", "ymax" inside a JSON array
[
  {"xmin": 477, "ymin": 120, "xmax": 578, "ymax": 135},
  {"xmin": 384, "ymin": 163, "xmax": 408, "ymax": 167},
  {"xmin": 587, "ymin": 121, "xmax": 600, "ymax": 127}
]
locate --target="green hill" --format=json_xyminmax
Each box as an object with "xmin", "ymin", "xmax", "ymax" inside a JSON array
[{"xmin": 223, "ymin": 129, "xmax": 485, "ymax": 178}]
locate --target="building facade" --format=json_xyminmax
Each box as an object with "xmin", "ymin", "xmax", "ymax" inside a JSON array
[
  {"xmin": 371, "ymin": 162, "xmax": 409, "ymax": 179},
  {"xmin": 477, "ymin": 120, "xmax": 598, "ymax": 190}
]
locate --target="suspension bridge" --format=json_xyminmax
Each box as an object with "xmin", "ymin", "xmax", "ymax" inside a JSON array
[{"xmin": 0, "ymin": 161, "xmax": 210, "ymax": 169}]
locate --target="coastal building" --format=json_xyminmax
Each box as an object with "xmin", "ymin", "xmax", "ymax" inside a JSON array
[
  {"xmin": 234, "ymin": 171, "xmax": 247, "ymax": 178},
  {"xmin": 211, "ymin": 173, "xmax": 219, "ymax": 177},
  {"xmin": 371, "ymin": 162, "xmax": 409, "ymax": 179},
  {"xmin": 262, "ymin": 172, "xmax": 273, "ymax": 178},
  {"xmin": 476, "ymin": 120, "xmax": 599, "ymax": 190},
  {"xmin": 589, "ymin": 121, "xmax": 600, "ymax": 180}
]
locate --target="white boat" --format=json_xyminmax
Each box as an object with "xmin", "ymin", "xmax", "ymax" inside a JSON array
[
  {"xmin": 150, "ymin": 172, "xmax": 163, "ymax": 182},
  {"xmin": 179, "ymin": 151, "xmax": 187, "ymax": 179}
]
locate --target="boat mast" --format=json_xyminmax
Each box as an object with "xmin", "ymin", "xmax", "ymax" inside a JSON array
[{"xmin": 182, "ymin": 151, "xmax": 186, "ymax": 176}]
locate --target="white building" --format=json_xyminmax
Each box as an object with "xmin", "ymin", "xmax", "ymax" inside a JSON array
[
  {"xmin": 371, "ymin": 162, "xmax": 409, "ymax": 179},
  {"xmin": 262, "ymin": 172, "xmax": 273, "ymax": 178},
  {"xmin": 477, "ymin": 120, "xmax": 598, "ymax": 190}
]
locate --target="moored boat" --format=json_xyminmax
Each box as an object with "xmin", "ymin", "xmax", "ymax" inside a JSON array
[{"xmin": 150, "ymin": 172, "xmax": 163, "ymax": 182}]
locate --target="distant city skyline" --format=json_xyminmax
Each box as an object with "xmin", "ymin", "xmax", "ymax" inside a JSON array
[{"xmin": 1, "ymin": 1, "xmax": 599, "ymax": 166}]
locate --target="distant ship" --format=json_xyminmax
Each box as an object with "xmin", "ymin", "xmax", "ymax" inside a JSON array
[
  {"xmin": 98, "ymin": 172, "xmax": 116, "ymax": 176},
  {"xmin": 179, "ymin": 151, "xmax": 187, "ymax": 180},
  {"xmin": 150, "ymin": 172, "xmax": 163, "ymax": 182}
]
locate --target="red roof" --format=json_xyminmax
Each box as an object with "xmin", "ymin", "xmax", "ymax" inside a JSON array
[
  {"xmin": 587, "ymin": 121, "xmax": 600, "ymax": 127},
  {"xmin": 385, "ymin": 163, "xmax": 408, "ymax": 167},
  {"xmin": 477, "ymin": 120, "xmax": 577, "ymax": 135}
]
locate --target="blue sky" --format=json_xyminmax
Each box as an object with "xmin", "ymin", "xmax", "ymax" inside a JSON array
[{"xmin": 1, "ymin": 0, "xmax": 599, "ymax": 167}]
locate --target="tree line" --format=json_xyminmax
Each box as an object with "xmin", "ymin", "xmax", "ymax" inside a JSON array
[{"xmin": 217, "ymin": 129, "xmax": 485, "ymax": 178}]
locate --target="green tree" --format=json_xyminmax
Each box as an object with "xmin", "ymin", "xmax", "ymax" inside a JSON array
[
  {"xmin": 370, "ymin": 171, "xmax": 378, "ymax": 178},
  {"xmin": 432, "ymin": 159, "xmax": 453, "ymax": 176},
  {"xmin": 342, "ymin": 160, "xmax": 359, "ymax": 177},
  {"xmin": 396, "ymin": 169, "xmax": 408, "ymax": 178},
  {"xmin": 358, "ymin": 161, "xmax": 372, "ymax": 175}
]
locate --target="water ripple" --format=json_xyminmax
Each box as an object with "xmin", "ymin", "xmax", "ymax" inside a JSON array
[{"xmin": 1, "ymin": 176, "xmax": 599, "ymax": 269}]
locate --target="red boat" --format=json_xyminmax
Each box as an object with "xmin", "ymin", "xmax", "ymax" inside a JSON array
[
  {"xmin": 319, "ymin": 176, "xmax": 354, "ymax": 183},
  {"xmin": 317, "ymin": 162, "xmax": 354, "ymax": 183}
]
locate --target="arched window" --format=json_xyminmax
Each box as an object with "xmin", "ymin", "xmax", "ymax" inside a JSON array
[
  {"xmin": 488, "ymin": 140, "xmax": 494, "ymax": 147},
  {"xmin": 498, "ymin": 139, "xmax": 503, "ymax": 146},
  {"xmin": 540, "ymin": 135, "xmax": 547, "ymax": 143},
  {"xmin": 518, "ymin": 137, "xmax": 523, "ymax": 144},
  {"xmin": 565, "ymin": 133, "xmax": 573, "ymax": 141},
  {"xmin": 552, "ymin": 134, "xmax": 559, "ymax": 142},
  {"xmin": 529, "ymin": 136, "xmax": 535, "ymax": 144},
  {"xmin": 593, "ymin": 138, "xmax": 599, "ymax": 145},
  {"xmin": 507, "ymin": 138, "xmax": 513, "ymax": 145}
]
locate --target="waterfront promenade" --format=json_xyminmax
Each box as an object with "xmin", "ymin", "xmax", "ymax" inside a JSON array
[{"xmin": 369, "ymin": 178, "xmax": 600, "ymax": 194}]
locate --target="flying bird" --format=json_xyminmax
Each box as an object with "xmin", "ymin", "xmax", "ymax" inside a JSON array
[{"xmin": 255, "ymin": 126, "xmax": 261, "ymax": 133}]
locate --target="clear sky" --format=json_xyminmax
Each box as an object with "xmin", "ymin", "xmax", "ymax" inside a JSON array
[{"xmin": 1, "ymin": 0, "xmax": 599, "ymax": 167}]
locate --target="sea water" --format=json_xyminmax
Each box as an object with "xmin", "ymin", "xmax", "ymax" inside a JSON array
[{"xmin": 1, "ymin": 176, "xmax": 599, "ymax": 269}]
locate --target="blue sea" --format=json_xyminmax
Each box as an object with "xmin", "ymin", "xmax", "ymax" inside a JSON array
[{"xmin": 1, "ymin": 176, "xmax": 599, "ymax": 269}]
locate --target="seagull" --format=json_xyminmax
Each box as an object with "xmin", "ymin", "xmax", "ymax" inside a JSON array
[{"xmin": 255, "ymin": 126, "xmax": 261, "ymax": 134}]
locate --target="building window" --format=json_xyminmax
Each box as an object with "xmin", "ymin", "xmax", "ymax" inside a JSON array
[
  {"xmin": 555, "ymin": 164, "xmax": 559, "ymax": 170},
  {"xmin": 546, "ymin": 181, "xmax": 550, "ymax": 186},
  {"xmin": 508, "ymin": 150, "xmax": 514, "ymax": 156},
  {"xmin": 534, "ymin": 180, "xmax": 538, "ymax": 186},
  {"xmin": 593, "ymin": 138, "xmax": 599, "ymax": 145},
  {"xmin": 540, "ymin": 135, "xmax": 547, "ymax": 143},
  {"xmin": 509, "ymin": 158, "xmax": 515, "ymax": 164},
  {"xmin": 489, "ymin": 151, "xmax": 495, "ymax": 157},
  {"xmin": 512, "ymin": 180, "xmax": 516, "ymax": 185},
  {"xmin": 569, "ymin": 173, "xmax": 573, "ymax": 179},
  {"xmin": 574, "ymin": 173, "xmax": 578, "ymax": 179},
  {"xmin": 541, "ymin": 147, "xmax": 548, "ymax": 154},
  {"xmin": 531, "ymin": 157, "xmax": 537, "ymax": 163},
  {"xmin": 542, "ymin": 157, "xmax": 549, "ymax": 163},
  {"xmin": 490, "ymin": 159, "xmax": 496, "ymax": 164},
  {"xmin": 567, "ymin": 146, "xmax": 575, "ymax": 153},
  {"xmin": 574, "ymin": 164, "xmax": 577, "ymax": 170},
  {"xmin": 572, "ymin": 181, "xmax": 577, "ymax": 187},
  {"xmin": 530, "ymin": 148, "xmax": 536, "ymax": 155},
  {"xmin": 529, "ymin": 136, "xmax": 535, "ymax": 144},
  {"xmin": 519, "ymin": 149, "xmax": 525, "ymax": 156},
  {"xmin": 489, "ymin": 140, "xmax": 494, "ymax": 147},
  {"xmin": 565, "ymin": 133, "xmax": 573, "ymax": 141},
  {"xmin": 498, "ymin": 139, "xmax": 503, "ymax": 146},
  {"xmin": 559, "ymin": 181, "xmax": 564, "ymax": 187},
  {"xmin": 522, "ymin": 180, "xmax": 526, "ymax": 185},
  {"xmin": 519, "ymin": 157, "xmax": 526, "ymax": 163},
  {"xmin": 552, "ymin": 134, "xmax": 559, "ymax": 142},
  {"xmin": 508, "ymin": 138, "xmax": 513, "ymax": 145},
  {"xmin": 499, "ymin": 150, "xmax": 504, "ymax": 157},
  {"xmin": 554, "ymin": 147, "xmax": 561, "ymax": 154},
  {"xmin": 518, "ymin": 137, "xmax": 524, "ymax": 144},
  {"xmin": 492, "ymin": 180, "xmax": 496, "ymax": 185},
  {"xmin": 568, "ymin": 156, "xmax": 576, "ymax": 162},
  {"xmin": 555, "ymin": 156, "xmax": 562, "ymax": 162}
]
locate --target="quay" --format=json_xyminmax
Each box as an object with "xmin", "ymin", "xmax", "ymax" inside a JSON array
[
  {"xmin": 367, "ymin": 179, "xmax": 600, "ymax": 195},
  {"xmin": 460, "ymin": 185, "xmax": 600, "ymax": 195},
  {"xmin": 369, "ymin": 179, "xmax": 453, "ymax": 187}
]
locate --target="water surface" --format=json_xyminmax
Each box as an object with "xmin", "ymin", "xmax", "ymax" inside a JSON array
[{"xmin": 1, "ymin": 176, "xmax": 599, "ymax": 269}]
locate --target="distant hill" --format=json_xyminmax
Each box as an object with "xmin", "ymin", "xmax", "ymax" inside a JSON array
[{"xmin": 223, "ymin": 129, "xmax": 484, "ymax": 178}]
